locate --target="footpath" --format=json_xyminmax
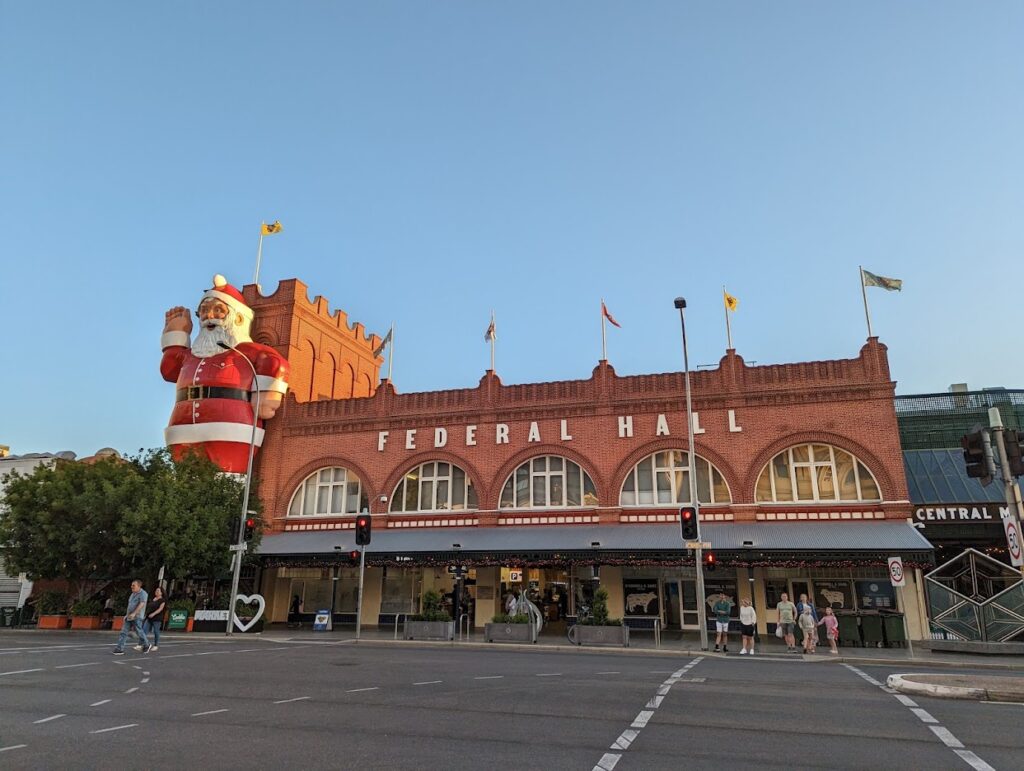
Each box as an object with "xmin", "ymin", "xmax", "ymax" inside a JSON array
[{"xmin": 4, "ymin": 626, "xmax": 1024, "ymax": 674}]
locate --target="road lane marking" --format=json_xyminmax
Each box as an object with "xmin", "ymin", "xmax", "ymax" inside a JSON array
[
  {"xmin": 133, "ymin": 666, "xmax": 143, "ymax": 670},
  {"xmin": 593, "ymin": 657, "xmax": 703, "ymax": 771},
  {"xmin": 192, "ymin": 709, "xmax": 230, "ymax": 716},
  {"xmin": 56, "ymin": 662, "xmax": 100, "ymax": 669},
  {"xmin": 143, "ymin": 671, "xmax": 150, "ymax": 676},
  {"xmin": 474, "ymin": 675, "xmax": 503, "ymax": 680},
  {"xmin": 141, "ymin": 678, "xmax": 150, "ymax": 683},
  {"xmin": 0, "ymin": 745, "xmax": 27, "ymax": 753},
  {"xmin": 596, "ymin": 671, "xmax": 619, "ymax": 675},
  {"xmin": 90, "ymin": 700, "xmax": 111, "ymax": 707},
  {"xmin": 414, "ymin": 681, "xmax": 442, "ymax": 685},
  {"xmin": 535, "ymin": 673, "xmax": 561, "ymax": 677},
  {"xmin": 124, "ymin": 687, "xmax": 139, "ymax": 694},
  {"xmin": 273, "ymin": 696, "xmax": 311, "ymax": 704},
  {"xmin": 33, "ymin": 714, "xmax": 66, "ymax": 724},
  {"xmin": 0, "ymin": 668, "xmax": 44, "ymax": 677},
  {"xmin": 346, "ymin": 687, "xmax": 379, "ymax": 693},
  {"xmin": 158, "ymin": 653, "xmax": 194, "ymax": 659},
  {"xmin": 843, "ymin": 664, "xmax": 993, "ymax": 770},
  {"xmin": 90, "ymin": 724, "xmax": 138, "ymax": 734}
]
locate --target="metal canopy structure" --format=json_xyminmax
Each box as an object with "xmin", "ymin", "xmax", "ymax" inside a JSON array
[{"xmin": 925, "ymin": 548, "xmax": 1024, "ymax": 642}]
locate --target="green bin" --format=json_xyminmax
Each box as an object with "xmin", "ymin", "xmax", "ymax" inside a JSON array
[
  {"xmin": 861, "ymin": 614, "xmax": 884, "ymax": 647},
  {"xmin": 837, "ymin": 615, "xmax": 860, "ymax": 647},
  {"xmin": 882, "ymin": 614, "xmax": 906, "ymax": 646}
]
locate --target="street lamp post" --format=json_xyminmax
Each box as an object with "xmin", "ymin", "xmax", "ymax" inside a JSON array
[
  {"xmin": 218, "ymin": 341, "xmax": 261, "ymax": 636},
  {"xmin": 674, "ymin": 297, "xmax": 709, "ymax": 652}
]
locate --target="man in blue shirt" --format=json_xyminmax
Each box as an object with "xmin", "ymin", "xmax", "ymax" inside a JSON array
[{"xmin": 113, "ymin": 579, "xmax": 150, "ymax": 655}]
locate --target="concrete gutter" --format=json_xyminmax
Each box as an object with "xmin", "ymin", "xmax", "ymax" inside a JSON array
[{"xmin": 887, "ymin": 673, "xmax": 1024, "ymax": 701}]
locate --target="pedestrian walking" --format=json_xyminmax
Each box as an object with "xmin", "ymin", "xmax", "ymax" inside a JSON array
[
  {"xmin": 798, "ymin": 606, "xmax": 817, "ymax": 653},
  {"xmin": 288, "ymin": 595, "xmax": 303, "ymax": 628},
  {"xmin": 739, "ymin": 598, "xmax": 757, "ymax": 655},
  {"xmin": 113, "ymin": 579, "xmax": 149, "ymax": 655},
  {"xmin": 818, "ymin": 606, "xmax": 840, "ymax": 654},
  {"xmin": 137, "ymin": 587, "xmax": 166, "ymax": 653},
  {"xmin": 796, "ymin": 593, "xmax": 819, "ymax": 647},
  {"xmin": 712, "ymin": 592, "xmax": 733, "ymax": 653},
  {"xmin": 775, "ymin": 592, "xmax": 797, "ymax": 652}
]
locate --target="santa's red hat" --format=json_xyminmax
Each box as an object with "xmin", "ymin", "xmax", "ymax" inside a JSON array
[{"xmin": 201, "ymin": 275, "xmax": 253, "ymax": 321}]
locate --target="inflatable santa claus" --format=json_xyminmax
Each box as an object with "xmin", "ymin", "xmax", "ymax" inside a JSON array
[{"xmin": 160, "ymin": 275, "xmax": 290, "ymax": 473}]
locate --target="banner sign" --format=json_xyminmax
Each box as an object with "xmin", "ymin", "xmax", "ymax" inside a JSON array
[
  {"xmin": 195, "ymin": 609, "xmax": 229, "ymax": 621},
  {"xmin": 313, "ymin": 609, "xmax": 332, "ymax": 632},
  {"xmin": 623, "ymin": 579, "xmax": 660, "ymax": 616},
  {"xmin": 167, "ymin": 609, "xmax": 189, "ymax": 630}
]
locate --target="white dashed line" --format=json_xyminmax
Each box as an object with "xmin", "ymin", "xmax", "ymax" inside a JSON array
[
  {"xmin": 535, "ymin": 673, "xmax": 562, "ymax": 677},
  {"xmin": 596, "ymin": 671, "xmax": 620, "ymax": 675},
  {"xmin": 56, "ymin": 662, "xmax": 100, "ymax": 669},
  {"xmin": 630, "ymin": 710, "xmax": 653, "ymax": 728},
  {"xmin": 33, "ymin": 714, "xmax": 66, "ymax": 724},
  {"xmin": 132, "ymin": 666, "xmax": 143, "ymax": 670},
  {"xmin": 124, "ymin": 687, "xmax": 139, "ymax": 694},
  {"xmin": 474, "ymin": 675, "xmax": 503, "ymax": 680},
  {"xmin": 843, "ymin": 665, "xmax": 993, "ymax": 770},
  {"xmin": 192, "ymin": 709, "xmax": 230, "ymax": 716},
  {"xmin": 273, "ymin": 696, "xmax": 311, "ymax": 704},
  {"xmin": 645, "ymin": 695, "xmax": 664, "ymax": 709},
  {"xmin": 90, "ymin": 700, "xmax": 111, "ymax": 707},
  {"xmin": 0, "ymin": 745, "xmax": 27, "ymax": 753},
  {"xmin": 346, "ymin": 687, "xmax": 379, "ymax": 693},
  {"xmin": 141, "ymin": 678, "xmax": 150, "ymax": 684},
  {"xmin": 594, "ymin": 752, "xmax": 621, "ymax": 770},
  {"xmin": 0, "ymin": 668, "xmax": 44, "ymax": 677},
  {"xmin": 159, "ymin": 653, "xmax": 194, "ymax": 659},
  {"xmin": 414, "ymin": 680, "xmax": 442, "ymax": 686},
  {"xmin": 90, "ymin": 724, "xmax": 139, "ymax": 734},
  {"xmin": 142, "ymin": 671, "xmax": 150, "ymax": 676}
]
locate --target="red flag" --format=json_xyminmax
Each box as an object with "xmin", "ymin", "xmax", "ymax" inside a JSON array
[{"xmin": 601, "ymin": 301, "xmax": 621, "ymax": 328}]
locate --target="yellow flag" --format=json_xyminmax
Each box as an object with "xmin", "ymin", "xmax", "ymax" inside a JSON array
[
  {"xmin": 724, "ymin": 291, "xmax": 739, "ymax": 312},
  {"xmin": 261, "ymin": 221, "xmax": 283, "ymax": 236}
]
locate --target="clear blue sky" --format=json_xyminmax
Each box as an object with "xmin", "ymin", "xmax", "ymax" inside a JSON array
[{"xmin": 2, "ymin": 3, "xmax": 1022, "ymax": 457}]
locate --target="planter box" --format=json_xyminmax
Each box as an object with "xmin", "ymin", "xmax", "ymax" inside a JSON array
[
  {"xmin": 112, "ymin": 617, "xmax": 125, "ymax": 631},
  {"xmin": 484, "ymin": 622, "xmax": 537, "ymax": 644},
  {"xmin": 569, "ymin": 624, "xmax": 630, "ymax": 647},
  {"xmin": 403, "ymin": 619, "xmax": 454, "ymax": 641},
  {"xmin": 38, "ymin": 615, "xmax": 68, "ymax": 630},
  {"xmin": 71, "ymin": 616, "xmax": 102, "ymax": 630}
]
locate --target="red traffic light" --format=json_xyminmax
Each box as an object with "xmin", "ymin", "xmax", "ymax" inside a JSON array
[
  {"xmin": 349, "ymin": 549, "xmax": 360, "ymax": 563},
  {"xmin": 704, "ymin": 551, "xmax": 716, "ymax": 571},
  {"xmin": 679, "ymin": 506, "xmax": 699, "ymax": 541},
  {"xmin": 355, "ymin": 513, "xmax": 372, "ymax": 546},
  {"xmin": 242, "ymin": 516, "xmax": 257, "ymax": 541}
]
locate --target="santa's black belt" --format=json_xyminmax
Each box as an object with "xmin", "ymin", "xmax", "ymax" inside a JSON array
[{"xmin": 176, "ymin": 386, "xmax": 251, "ymax": 402}]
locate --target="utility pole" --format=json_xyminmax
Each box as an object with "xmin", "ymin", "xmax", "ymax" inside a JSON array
[{"xmin": 988, "ymin": 408, "xmax": 1024, "ymax": 574}]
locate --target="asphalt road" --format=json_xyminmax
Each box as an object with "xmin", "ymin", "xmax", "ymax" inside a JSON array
[{"xmin": 0, "ymin": 633, "xmax": 1021, "ymax": 770}]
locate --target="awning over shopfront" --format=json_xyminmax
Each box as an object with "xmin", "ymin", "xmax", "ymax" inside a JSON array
[{"xmin": 257, "ymin": 520, "xmax": 933, "ymax": 567}]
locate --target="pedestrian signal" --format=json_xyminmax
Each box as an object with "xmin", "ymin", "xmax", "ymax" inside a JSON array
[{"xmin": 704, "ymin": 552, "xmax": 716, "ymax": 572}]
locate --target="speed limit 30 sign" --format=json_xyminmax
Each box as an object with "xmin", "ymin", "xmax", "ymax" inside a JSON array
[{"xmin": 887, "ymin": 556, "xmax": 906, "ymax": 587}]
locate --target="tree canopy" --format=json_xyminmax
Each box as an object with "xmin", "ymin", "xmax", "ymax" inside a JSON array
[{"xmin": 0, "ymin": 449, "xmax": 261, "ymax": 589}]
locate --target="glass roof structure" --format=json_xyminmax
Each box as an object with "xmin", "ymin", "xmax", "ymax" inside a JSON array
[{"xmin": 903, "ymin": 449, "xmax": 1006, "ymax": 505}]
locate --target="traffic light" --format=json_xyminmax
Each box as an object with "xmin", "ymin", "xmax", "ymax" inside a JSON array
[
  {"xmin": 961, "ymin": 431, "xmax": 992, "ymax": 486},
  {"xmin": 1004, "ymin": 430, "xmax": 1024, "ymax": 477},
  {"xmin": 680, "ymin": 506, "xmax": 699, "ymax": 541},
  {"xmin": 355, "ymin": 513, "xmax": 372, "ymax": 546},
  {"xmin": 704, "ymin": 551, "xmax": 716, "ymax": 572},
  {"xmin": 242, "ymin": 516, "xmax": 257, "ymax": 541},
  {"xmin": 348, "ymin": 549, "xmax": 360, "ymax": 565}
]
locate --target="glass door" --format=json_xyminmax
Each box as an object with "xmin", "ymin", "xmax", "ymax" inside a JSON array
[
  {"xmin": 664, "ymin": 581, "xmax": 681, "ymax": 628},
  {"xmin": 680, "ymin": 579, "xmax": 699, "ymax": 629}
]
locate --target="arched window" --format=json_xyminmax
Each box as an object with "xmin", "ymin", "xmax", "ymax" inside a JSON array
[
  {"xmin": 499, "ymin": 456, "xmax": 598, "ymax": 509},
  {"xmin": 755, "ymin": 443, "xmax": 881, "ymax": 503},
  {"xmin": 288, "ymin": 467, "xmax": 369, "ymax": 516},
  {"xmin": 390, "ymin": 461, "xmax": 479, "ymax": 512},
  {"xmin": 620, "ymin": 451, "xmax": 731, "ymax": 506}
]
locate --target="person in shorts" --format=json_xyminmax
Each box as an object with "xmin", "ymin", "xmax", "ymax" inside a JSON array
[
  {"xmin": 711, "ymin": 592, "xmax": 733, "ymax": 653},
  {"xmin": 739, "ymin": 598, "xmax": 757, "ymax": 655},
  {"xmin": 776, "ymin": 592, "xmax": 797, "ymax": 652}
]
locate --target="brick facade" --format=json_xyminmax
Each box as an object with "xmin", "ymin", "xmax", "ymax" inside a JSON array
[{"xmin": 247, "ymin": 279, "xmax": 911, "ymax": 536}]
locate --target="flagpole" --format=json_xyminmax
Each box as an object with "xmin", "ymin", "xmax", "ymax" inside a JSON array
[
  {"xmin": 723, "ymin": 286, "xmax": 733, "ymax": 350},
  {"xmin": 489, "ymin": 311, "xmax": 495, "ymax": 372},
  {"xmin": 859, "ymin": 265, "xmax": 874, "ymax": 338},
  {"xmin": 600, "ymin": 299, "xmax": 607, "ymax": 361},
  {"xmin": 387, "ymin": 322, "xmax": 395, "ymax": 382},
  {"xmin": 254, "ymin": 224, "xmax": 266, "ymax": 287}
]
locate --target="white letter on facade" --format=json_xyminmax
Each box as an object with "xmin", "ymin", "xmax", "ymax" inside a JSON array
[
  {"xmin": 466, "ymin": 425, "xmax": 477, "ymax": 446},
  {"xmin": 560, "ymin": 419, "xmax": 572, "ymax": 441},
  {"xmin": 496, "ymin": 424, "xmax": 509, "ymax": 444},
  {"xmin": 378, "ymin": 431, "xmax": 389, "ymax": 452},
  {"xmin": 728, "ymin": 409, "xmax": 742, "ymax": 433},
  {"xmin": 692, "ymin": 411, "xmax": 706, "ymax": 434},
  {"xmin": 528, "ymin": 421, "xmax": 541, "ymax": 443},
  {"xmin": 406, "ymin": 429, "xmax": 416, "ymax": 450},
  {"xmin": 434, "ymin": 427, "xmax": 448, "ymax": 448},
  {"xmin": 618, "ymin": 415, "xmax": 633, "ymax": 438},
  {"xmin": 656, "ymin": 414, "xmax": 670, "ymax": 437}
]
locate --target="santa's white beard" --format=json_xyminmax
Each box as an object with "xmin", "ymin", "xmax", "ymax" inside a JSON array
[{"xmin": 191, "ymin": 318, "xmax": 252, "ymax": 358}]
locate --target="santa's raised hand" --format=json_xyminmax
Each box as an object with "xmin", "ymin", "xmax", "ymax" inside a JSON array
[{"xmin": 163, "ymin": 306, "xmax": 193, "ymax": 335}]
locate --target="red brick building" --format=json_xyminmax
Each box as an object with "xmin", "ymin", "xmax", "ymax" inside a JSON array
[{"xmin": 247, "ymin": 279, "xmax": 933, "ymax": 637}]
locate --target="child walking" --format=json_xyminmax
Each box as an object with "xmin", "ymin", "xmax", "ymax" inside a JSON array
[
  {"xmin": 818, "ymin": 606, "xmax": 840, "ymax": 654},
  {"xmin": 798, "ymin": 606, "xmax": 817, "ymax": 654}
]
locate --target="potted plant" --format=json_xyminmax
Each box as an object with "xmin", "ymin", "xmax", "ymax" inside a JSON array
[
  {"xmin": 37, "ymin": 591, "xmax": 70, "ymax": 629},
  {"xmin": 568, "ymin": 587, "xmax": 629, "ymax": 647},
  {"xmin": 167, "ymin": 598, "xmax": 196, "ymax": 632},
  {"xmin": 70, "ymin": 598, "xmax": 103, "ymax": 630},
  {"xmin": 484, "ymin": 612, "xmax": 537, "ymax": 644},
  {"xmin": 404, "ymin": 589, "xmax": 454, "ymax": 641},
  {"xmin": 110, "ymin": 589, "xmax": 129, "ymax": 631}
]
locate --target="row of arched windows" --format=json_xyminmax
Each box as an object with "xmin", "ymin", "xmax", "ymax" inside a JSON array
[{"xmin": 286, "ymin": 443, "xmax": 884, "ymax": 517}]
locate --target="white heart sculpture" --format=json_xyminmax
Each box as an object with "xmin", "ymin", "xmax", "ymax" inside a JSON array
[{"xmin": 234, "ymin": 593, "xmax": 266, "ymax": 633}]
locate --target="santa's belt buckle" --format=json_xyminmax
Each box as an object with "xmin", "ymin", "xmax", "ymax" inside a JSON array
[{"xmin": 186, "ymin": 386, "xmax": 205, "ymax": 400}]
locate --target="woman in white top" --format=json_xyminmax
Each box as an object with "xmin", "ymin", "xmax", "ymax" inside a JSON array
[{"xmin": 739, "ymin": 598, "xmax": 757, "ymax": 655}]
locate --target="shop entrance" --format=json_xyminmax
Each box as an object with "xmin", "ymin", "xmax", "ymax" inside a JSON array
[
  {"xmin": 662, "ymin": 579, "xmax": 700, "ymax": 629},
  {"xmin": 499, "ymin": 567, "xmax": 571, "ymax": 634}
]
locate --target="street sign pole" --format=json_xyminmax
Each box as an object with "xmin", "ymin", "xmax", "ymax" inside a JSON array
[
  {"xmin": 989, "ymin": 408, "xmax": 1024, "ymax": 576},
  {"xmin": 888, "ymin": 556, "xmax": 913, "ymax": 659},
  {"xmin": 355, "ymin": 545, "xmax": 366, "ymax": 642}
]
